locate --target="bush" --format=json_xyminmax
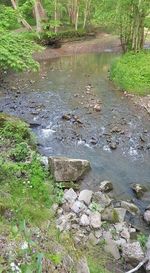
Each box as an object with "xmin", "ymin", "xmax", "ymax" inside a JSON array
[
  {"xmin": 110, "ymin": 51, "xmax": 150, "ymax": 96},
  {"xmin": 10, "ymin": 142, "xmax": 30, "ymax": 162}
]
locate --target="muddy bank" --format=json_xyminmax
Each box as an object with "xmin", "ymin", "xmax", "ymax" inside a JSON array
[{"xmin": 34, "ymin": 33, "xmax": 121, "ymax": 61}]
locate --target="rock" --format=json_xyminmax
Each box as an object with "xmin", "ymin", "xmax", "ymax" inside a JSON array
[
  {"xmin": 115, "ymin": 238, "xmax": 126, "ymax": 247},
  {"xmin": 71, "ymin": 201, "xmax": 86, "ymax": 214},
  {"xmin": 56, "ymin": 215, "xmax": 71, "ymax": 232},
  {"xmin": 99, "ymin": 180, "xmax": 113, "ymax": 192},
  {"xmin": 144, "ymin": 210, "xmax": 150, "ymax": 224},
  {"xmin": 109, "ymin": 142, "xmax": 117, "ymax": 150},
  {"xmin": 64, "ymin": 188, "xmax": 77, "ymax": 203},
  {"xmin": 78, "ymin": 190, "xmax": 93, "ymax": 205},
  {"xmin": 90, "ymin": 211, "xmax": 101, "ymax": 229},
  {"xmin": 120, "ymin": 228, "xmax": 130, "ymax": 241},
  {"xmin": 121, "ymin": 201, "xmax": 140, "ymax": 215},
  {"xmin": 40, "ymin": 156, "xmax": 48, "ymax": 167},
  {"xmin": 88, "ymin": 232, "xmax": 100, "ymax": 245},
  {"xmin": 51, "ymin": 203, "xmax": 59, "ymax": 213},
  {"xmin": 92, "ymin": 191, "xmax": 111, "ymax": 208},
  {"xmin": 115, "ymin": 208, "xmax": 127, "ymax": 223},
  {"xmin": 93, "ymin": 104, "xmax": 101, "ymax": 112},
  {"xmin": 94, "ymin": 230, "xmax": 102, "ymax": 239},
  {"xmin": 76, "ymin": 257, "xmax": 90, "ymax": 273},
  {"xmin": 121, "ymin": 242, "xmax": 144, "ymax": 266},
  {"xmin": 101, "ymin": 208, "xmax": 120, "ymax": 223},
  {"xmin": 145, "ymin": 236, "xmax": 150, "ymax": 272},
  {"xmin": 62, "ymin": 114, "xmax": 71, "ymax": 120},
  {"xmin": 79, "ymin": 214, "xmax": 90, "ymax": 226},
  {"xmin": 104, "ymin": 238, "xmax": 120, "ymax": 260},
  {"xmin": 48, "ymin": 157, "xmax": 90, "ymax": 182},
  {"xmin": 131, "ymin": 183, "xmax": 147, "ymax": 199}
]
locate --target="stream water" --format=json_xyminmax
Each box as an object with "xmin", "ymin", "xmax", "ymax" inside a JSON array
[{"xmin": 0, "ymin": 52, "xmax": 150, "ymax": 213}]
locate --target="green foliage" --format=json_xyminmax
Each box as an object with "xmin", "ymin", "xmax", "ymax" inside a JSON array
[
  {"xmin": 0, "ymin": 30, "xmax": 41, "ymax": 71},
  {"xmin": 89, "ymin": 201, "xmax": 102, "ymax": 212},
  {"xmin": 10, "ymin": 142, "xmax": 30, "ymax": 162},
  {"xmin": 137, "ymin": 233, "xmax": 148, "ymax": 249},
  {"xmin": 54, "ymin": 183, "xmax": 64, "ymax": 204},
  {"xmin": 111, "ymin": 51, "xmax": 150, "ymax": 95},
  {"xmin": 0, "ymin": 5, "xmax": 20, "ymax": 30}
]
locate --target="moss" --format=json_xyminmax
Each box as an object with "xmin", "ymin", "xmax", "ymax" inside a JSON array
[{"xmin": 112, "ymin": 209, "xmax": 119, "ymax": 223}]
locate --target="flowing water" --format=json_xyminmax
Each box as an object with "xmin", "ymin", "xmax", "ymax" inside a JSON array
[{"xmin": 0, "ymin": 52, "xmax": 150, "ymax": 212}]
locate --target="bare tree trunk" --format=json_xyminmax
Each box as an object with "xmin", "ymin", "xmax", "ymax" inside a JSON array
[
  {"xmin": 11, "ymin": 0, "xmax": 32, "ymax": 30},
  {"xmin": 54, "ymin": 0, "xmax": 58, "ymax": 33},
  {"xmin": 83, "ymin": 0, "xmax": 91, "ymax": 29},
  {"xmin": 34, "ymin": 0, "xmax": 42, "ymax": 33}
]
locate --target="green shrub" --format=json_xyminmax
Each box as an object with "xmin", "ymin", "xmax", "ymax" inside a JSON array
[
  {"xmin": 110, "ymin": 51, "xmax": 150, "ymax": 96},
  {"xmin": 10, "ymin": 142, "xmax": 30, "ymax": 162}
]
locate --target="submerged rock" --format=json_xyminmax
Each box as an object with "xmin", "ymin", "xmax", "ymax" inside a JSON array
[{"xmin": 48, "ymin": 156, "xmax": 90, "ymax": 182}]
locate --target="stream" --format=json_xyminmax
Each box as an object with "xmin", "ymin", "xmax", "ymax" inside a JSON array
[{"xmin": 0, "ymin": 52, "xmax": 150, "ymax": 213}]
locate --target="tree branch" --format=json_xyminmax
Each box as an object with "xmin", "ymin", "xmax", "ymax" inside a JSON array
[{"xmin": 125, "ymin": 257, "xmax": 148, "ymax": 273}]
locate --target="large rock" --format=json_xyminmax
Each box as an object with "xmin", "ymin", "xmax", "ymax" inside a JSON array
[
  {"xmin": 121, "ymin": 201, "xmax": 140, "ymax": 215},
  {"xmin": 78, "ymin": 190, "xmax": 93, "ymax": 205},
  {"xmin": 64, "ymin": 188, "xmax": 77, "ymax": 203},
  {"xmin": 71, "ymin": 201, "xmax": 86, "ymax": 214},
  {"xmin": 121, "ymin": 242, "xmax": 144, "ymax": 266},
  {"xmin": 92, "ymin": 191, "xmax": 111, "ymax": 208},
  {"xmin": 101, "ymin": 207, "xmax": 126, "ymax": 223},
  {"xmin": 145, "ymin": 236, "xmax": 150, "ymax": 272},
  {"xmin": 104, "ymin": 237, "xmax": 120, "ymax": 260},
  {"xmin": 49, "ymin": 157, "xmax": 90, "ymax": 182},
  {"xmin": 90, "ymin": 211, "xmax": 101, "ymax": 229}
]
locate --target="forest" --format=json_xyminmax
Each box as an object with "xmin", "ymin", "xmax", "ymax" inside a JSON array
[{"xmin": 0, "ymin": 1, "xmax": 150, "ymax": 273}]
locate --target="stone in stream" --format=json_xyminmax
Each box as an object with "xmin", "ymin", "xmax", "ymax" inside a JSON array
[
  {"xmin": 48, "ymin": 157, "xmax": 90, "ymax": 182},
  {"xmin": 120, "ymin": 201, "xmax": 140, "ymax": 215},
  {"xmin": 93, "ymin": 103, "xmax": 101, "ymax": 112},
  {"xmin": 131, "ymin": 183, "xmax": 147, "ymax": 199},
  {"xmin": 99, "ymin": 180, "xmax": 113, "ymax": 192}
]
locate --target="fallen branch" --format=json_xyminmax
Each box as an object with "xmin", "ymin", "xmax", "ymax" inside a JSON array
[{"xmin": 125, "ymin": 257, "xmax": 148, "ymax": 273}]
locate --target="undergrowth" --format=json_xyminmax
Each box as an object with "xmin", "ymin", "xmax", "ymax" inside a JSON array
[{"xmin": 110, "ymin": 51, "xmax": 150, "ymax": 96}]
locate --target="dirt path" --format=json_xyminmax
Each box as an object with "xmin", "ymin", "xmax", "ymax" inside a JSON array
[{"xmin": 34, "ymin": 33, "xmax": 121, "ymax": 61}]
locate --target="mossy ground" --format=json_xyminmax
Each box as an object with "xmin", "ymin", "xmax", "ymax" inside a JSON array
[
  {"xmin": 0, "ymin": 113, "xmax": 113, "ymax": 273},
  {"xmin": 110, "ymin": 51, "xmax": 150, "ymax": 96}
]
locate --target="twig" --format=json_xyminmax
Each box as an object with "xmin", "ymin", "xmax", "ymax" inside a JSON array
[{"xmin": 125, "ymin": 257, "xmax": 148, "ymax": 273}]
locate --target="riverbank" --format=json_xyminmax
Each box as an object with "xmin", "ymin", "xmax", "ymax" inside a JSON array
[
  {"xmin": 34, "ymin": 33, "xmax": 121, "ymax": 61},
  {"xmin": 1, "ymin": 113, "xmax": 150, "ymax": 273},
  {"xmin": 0, "ymin": 113, "xmax": 121, "ymax": 273}
]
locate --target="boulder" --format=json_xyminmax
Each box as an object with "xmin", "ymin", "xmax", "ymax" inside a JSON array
[
  {"xmin": 99, "ymin": 180, "xmax": 113, "ymax": 192},
  {"xmin": 88, "ymin": 232, "xmax": 100, "ymax": 245},
  {"xmin": 64, "ymin": 188, "xmax": 77, "ymax": 203},
  {"xmin": 145, "ymin": 236, "xmax": 150, "ymax": 272},
  {"xmin": 49, "ymin": 157, "xmax": 90, "ymax": 182},
  {"xmin": 121, "ymin": 242, "xmax": 144, "ymax": 266},
  {"xmin": 101, "ymin": 208, "xmax": 121, "ymax": 223},
  {"xmin": 90, "ymin": 211, "xmax": 101, "ymax": 229},
  {"xmin": 131, "ymin": 183, "xmax": 147, "ymax": 199},
  {"xmin": 79, "ymin": 214, "xmax": 90, "ymax": 227},
  {"xmin": 78, "ymin": 190, "xmax": 93, "ymax": 205},
  {"xmin": 121, "ymin": 201, "xmax": 140, "ymax": 215},
  {"xmin": 144, "ymin": 210, "xmax": 150, "ymax": 224},
  {"xmin": 104, "ymin": 237, "xmax": 120, "ymax": 260},
  {"xmin": 92, "ymin": 191, "xmax": 111, "ymax": 208},
  {"xmin": 71, "ymin": 201, "xmax": 86, "ymax": 214}
]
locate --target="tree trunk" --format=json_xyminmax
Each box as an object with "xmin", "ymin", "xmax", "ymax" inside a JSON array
[
  {"xmin": 11, "ymin": 0, "xmax": 32, "ymax": 30},
  {"xmin": 54, "ymin": 0, "xmax": 58, "ymax": 33},
  {"xmin": 34, "ymin": 0, "xmax": 42, "ymax": 33}
]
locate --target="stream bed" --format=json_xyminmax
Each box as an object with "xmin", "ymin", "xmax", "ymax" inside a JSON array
[{"xmin": 0, "ymin": 52, "xmax": 150, "ymax": 212}]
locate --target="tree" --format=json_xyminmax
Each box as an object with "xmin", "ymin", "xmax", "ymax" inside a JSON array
[{"xmin": 94, "ymin": 0, "xmax": 150, "ymax": 53}]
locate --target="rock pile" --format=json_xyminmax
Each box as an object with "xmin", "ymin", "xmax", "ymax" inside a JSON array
[{"xmin": 54, "ymin": 182, "xmax": 150, "ymax": 272}]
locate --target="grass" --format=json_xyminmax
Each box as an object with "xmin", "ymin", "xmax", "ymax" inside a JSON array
[
  {"xmin": 0, "ymin": 113, "xmax": 113, "ymax": 273},
  {"xmin": 110, "ymin": 50, "xmax": 150, "ymax": 96}
]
